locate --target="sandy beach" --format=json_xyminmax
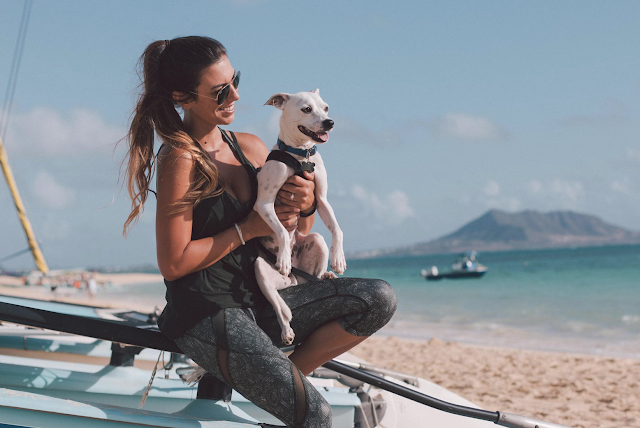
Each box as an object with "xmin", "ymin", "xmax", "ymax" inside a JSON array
[
  {"xmin": 0, "ymin": 273, "xmax": 163, "ymax": 311},
  {"xmin": 350, "ymin": 336, "xmax": 639, "ymax": 428},
  {"xmin": 1, "ymin": 277, "xmax": 638, "ymax": 428}
]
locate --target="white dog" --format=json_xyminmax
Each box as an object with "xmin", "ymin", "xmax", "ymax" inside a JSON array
[{"xmin": 254, "ymin": 89, "xmax": 346, "ymax": 345}]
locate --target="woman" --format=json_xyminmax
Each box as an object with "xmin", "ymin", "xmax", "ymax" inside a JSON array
[{"xmin": 123, "ymin": 36, "xmax": 396, "ymax": 427}]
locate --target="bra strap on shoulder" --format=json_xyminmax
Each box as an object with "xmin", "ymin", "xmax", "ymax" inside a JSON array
[{"xmin": 219, "ymin": 128, "xmax": 254, "ymax": 169}]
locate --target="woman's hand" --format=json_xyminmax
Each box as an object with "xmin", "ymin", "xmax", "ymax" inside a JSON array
[
  {"xmin": 241, "ymin": 172, "xmax": 315, "ymax": 241},
  {"xmin": 277, "ymin": 172, "xmax": 315, "ymax": 213},
  {"xmin": 240, "ymin": 205, "xmax": 301, "ymax": 241}
]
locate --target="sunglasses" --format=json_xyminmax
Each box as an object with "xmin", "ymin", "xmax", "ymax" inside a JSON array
[{"xmin": 190, "ymin": 71, "xmax": 241, "ymax": 105}]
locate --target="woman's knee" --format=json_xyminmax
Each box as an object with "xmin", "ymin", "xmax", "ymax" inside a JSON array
[
  {"xmin": 338, "ymin": 278, "xmax": 397, "ymax": 336},
  {"xmin": 366, "ymin": 279, "xmax": 397, "ymax": 323}
]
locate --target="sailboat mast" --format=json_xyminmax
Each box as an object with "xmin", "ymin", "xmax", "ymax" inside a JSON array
[
  {"xmin": 0, "ymin": 0, "xmax": 48, "ymax": 274},
  {"xmin": 0, "ymin": 137, "xmax": 49, "ymax": 274}
]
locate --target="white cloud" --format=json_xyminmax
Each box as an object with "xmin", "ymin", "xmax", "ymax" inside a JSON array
[
  {"xmin": 611, "ymin": 179, "xmax": 633, "ymax": 196},
  {"xmin": 32, "ymin": 171, "xmax": 75, "ymax": 209},
  {"xmin": 483, "ymin": 180, "xmax": 500, "ymax": 197},
  {"xmin": 3, "ymin": 107, "xmax": 124, "ymax": 156},
  {"xmin": 549, "ymin": 179, "xmax": 583, "ymax": 203},
  {"xmin": 524, "ymin": 179, "xmax": 585, "ymax": 208},
  {"xmin": 430, "ymin": 113, "xmax": 508, "ymax": 142},
  {"xmin": 626, "ymin": 147, "xmax": 640, "ymax": 163},
  {"xmin": 528, "ymin": 180, "xmax": 543, "ymax": 194},
  {"xmin": 350, "ymin": 185, "xmax": 415, "ymax": 225}
]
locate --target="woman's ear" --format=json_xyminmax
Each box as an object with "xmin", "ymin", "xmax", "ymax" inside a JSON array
[{"xmin": 172, "ymin": 91, "xmax": 192, "ymax": 109}]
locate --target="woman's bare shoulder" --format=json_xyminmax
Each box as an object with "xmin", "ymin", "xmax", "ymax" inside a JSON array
[
  {"xmin": 234, "ymin": 132, "xmax": 269, "ymax": 167},
  {"xmin": 158, "ymin": 144, "xmax": 195, "ymax": 164},
  {"xmin": 157, "ymin": 145, "xmax": 196, "ymax": 179}
]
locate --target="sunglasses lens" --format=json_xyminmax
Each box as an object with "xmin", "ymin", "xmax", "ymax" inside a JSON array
[
  {"xmin": 216, "ymin": 72, "xmax": 240, "ymax": 105},
  {"xmin": 217, "ymin": 85, "xmax": 230, "ymax": 105}
]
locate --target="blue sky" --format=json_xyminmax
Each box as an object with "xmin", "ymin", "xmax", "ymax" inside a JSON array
[{"xmin": 1, "ymin": 1, "xmax": 639, "ymax": 270}]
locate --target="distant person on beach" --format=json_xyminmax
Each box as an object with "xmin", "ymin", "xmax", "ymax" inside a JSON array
[
  {"xmin": 122, "ymin": 36, "xmax": 396, "ymax": 426},
  {"xmin": 87, "ymin": 273, "xmax": 98, "ymax": 298}
]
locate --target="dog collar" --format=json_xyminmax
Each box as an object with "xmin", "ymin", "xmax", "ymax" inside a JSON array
[{"xmin": 277, "ymin": 138, "xmax": 317, "ymax": 159}]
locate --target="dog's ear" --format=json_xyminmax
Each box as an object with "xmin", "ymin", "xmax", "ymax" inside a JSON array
[
  {"xmin": 264, "ymin": 93, "xmax": 289, "ymax": 110},
  {"xmin": 310, "ymin": 88, "xmax": 320, "ymax": 95}
]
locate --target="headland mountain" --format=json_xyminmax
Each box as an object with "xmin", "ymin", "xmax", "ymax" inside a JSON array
[{"xmin": 355, "ymin": 210, "xmax": 640, "ymax": 258}]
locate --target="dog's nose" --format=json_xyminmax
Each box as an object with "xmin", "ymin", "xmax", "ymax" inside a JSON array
[{"xmin": 322, "ymin": 119, "xmax": 334, "ymax": 131}]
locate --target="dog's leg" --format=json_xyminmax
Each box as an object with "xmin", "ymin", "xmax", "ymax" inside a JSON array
[
  {"xmin": 312, "ymin": 160, "xmax": 347, "ymax": 274},
  {"xmin": 255, "ymin": 257, "xmax": 295, "ymax": 345},
  {"xmin": 291, "ymin": 231, "xmax": 334, "ymax": 283},
  {"xmin": 254, "ymin": 161, "xmax": 294, "ymax": 276}
]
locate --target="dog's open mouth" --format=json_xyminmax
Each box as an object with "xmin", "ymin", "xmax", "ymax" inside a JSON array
[{"xmin": 298, "ymin": 126, "xmax": 329, "ymax": 143}]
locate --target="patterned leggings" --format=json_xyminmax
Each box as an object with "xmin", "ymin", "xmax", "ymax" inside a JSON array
[{"xmin": 175, "ymin": 278, "xmax": 397, "ymax": 428}]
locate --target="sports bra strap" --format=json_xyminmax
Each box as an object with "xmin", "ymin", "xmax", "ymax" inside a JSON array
[{"xmin": 220, "ymin": 128, "xmax": 255, "ymax": 171}]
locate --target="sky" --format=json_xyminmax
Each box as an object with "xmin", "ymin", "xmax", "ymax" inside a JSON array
[{"xmin": 0, "ymin": 1, "xmax": 639, "ymax": 270}]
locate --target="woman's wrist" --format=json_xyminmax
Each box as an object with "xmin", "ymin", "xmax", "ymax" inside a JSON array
[
  {"xmin": 300, "ymin": 199, "xmax": 317, "ymax": 217},
  {"xmin": 237, "ymin": 221, "xmax": 253, "ymax": 242},
  {"xmin": 234, "ymin": 223, "xmax": 246, "ymax": 245}
]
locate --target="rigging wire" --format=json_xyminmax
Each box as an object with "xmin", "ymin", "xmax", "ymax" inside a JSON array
[
  {"xmin": 0, "ymin": 247, "xmax": 32, "ymax": 265},
  {"xmin": 0, "ymin": 0, "xmax": 48, "ymax": 274},
  {"xmin": 1, "ymin": 0, "xmax": 33, "ymax": 141}
]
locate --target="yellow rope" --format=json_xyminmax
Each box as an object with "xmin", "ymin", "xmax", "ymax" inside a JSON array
[{"xmin": 0, "ymin": 136, "xmax": 48, "ymax": 273}]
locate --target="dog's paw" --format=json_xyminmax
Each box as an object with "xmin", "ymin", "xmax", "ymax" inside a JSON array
[
  {"xmin": 331, "ymin": 247, "xmax": 347, "ymax": 275},
  {"xmin": 275, "ymin": 246, "xmax": 292, "ymax": 276},
  {"xmin": 281, "ymin": 327, "xmax": 295, "ymax": 346},
  {"xmin": 321, "ymin": 271, "xmax": 337, "ymax": 280}
]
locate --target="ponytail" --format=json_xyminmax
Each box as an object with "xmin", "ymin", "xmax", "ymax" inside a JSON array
[{"xmin": 123, "ymin": 37, "xmax": 228, "ymax": 236}]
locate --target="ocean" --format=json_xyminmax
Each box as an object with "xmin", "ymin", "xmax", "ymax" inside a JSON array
[{"xmin": 103, "ymin": 244, "xmax": 640, "ymax": 358}]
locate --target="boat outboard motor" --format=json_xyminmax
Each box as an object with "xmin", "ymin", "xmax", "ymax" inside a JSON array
[{"xmin": 352, "ymin": 386, "xmax": 387, "ymax": 428}]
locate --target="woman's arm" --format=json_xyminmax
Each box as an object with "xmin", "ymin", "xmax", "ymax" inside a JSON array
[
  {"xmin": 155, "ymin": 149, "xmax": 235, "ymax": 280},
  {"xmin": 155, "ymin": 147, "xmax": 298, "ymax": 281}
]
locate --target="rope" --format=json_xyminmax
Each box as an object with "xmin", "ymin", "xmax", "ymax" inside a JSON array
[{"xmin": 138, "ymin": 350, "xmax": 163, "ymax": 408}]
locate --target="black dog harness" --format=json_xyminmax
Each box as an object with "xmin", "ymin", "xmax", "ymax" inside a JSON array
[
  {"xmin": 263, "ymin": 139, "xmax": 317, "ymax": 176},
  {"xmin": 265, "ymin": 150, "xmax": 315, "ymax": 177}
]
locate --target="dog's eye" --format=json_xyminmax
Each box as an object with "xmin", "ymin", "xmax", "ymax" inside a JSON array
[
  {"xmin": 324, "ymin": 106, "xmax": 329, "ymax": 113},
  {"xmin": 301, "ymin": 106, "xmax": 312, "ymax": 114}
]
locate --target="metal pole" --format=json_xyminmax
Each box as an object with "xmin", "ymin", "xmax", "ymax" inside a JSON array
[{"xmin": 0, "ymin": 136, "xmax": 49, "ymax": 273}]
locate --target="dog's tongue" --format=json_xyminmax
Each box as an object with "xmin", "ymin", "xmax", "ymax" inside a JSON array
[{"xmin": 317, "ymin": 132, "xmax": 329, "ymax": 142}]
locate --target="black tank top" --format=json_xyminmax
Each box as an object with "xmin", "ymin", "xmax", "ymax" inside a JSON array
[{"xmin": 157, "ymin": 129, "xmax": 266, "ymax": 339}]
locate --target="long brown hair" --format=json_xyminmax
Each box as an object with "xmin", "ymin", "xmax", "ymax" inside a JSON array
[{"xmin": 123, "ymin": 36, "xmax": 227, "ymax": 235}]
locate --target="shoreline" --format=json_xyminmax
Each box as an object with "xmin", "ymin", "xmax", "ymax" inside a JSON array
[
  {"xmin": 0, "ymin": 273, "xmax": 164, "ymax": 312},
  {"xmin": 1, "ymin": 275, "xmax": 639, "ymax": 358}
]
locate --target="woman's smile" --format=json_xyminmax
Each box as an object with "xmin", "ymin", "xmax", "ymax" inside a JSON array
[{"xmin": 218, "ymin": 103, "xmax": 235, "ymax": 113}]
